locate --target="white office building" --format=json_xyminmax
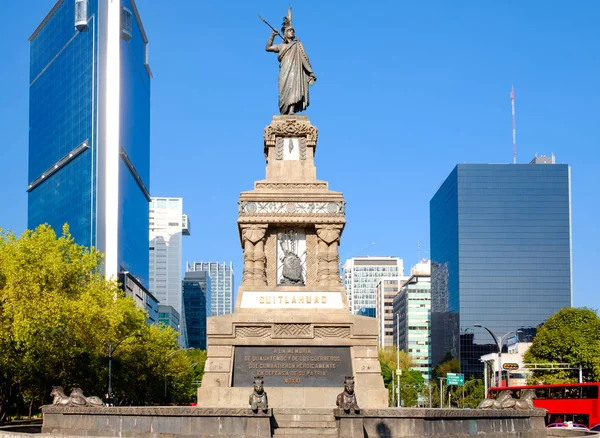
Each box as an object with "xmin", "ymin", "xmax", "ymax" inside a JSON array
[
  {"xmin": 149, "ymin": 198, "xmax": 190, "ymax": 339},
  {"xmin": 342, "ymin": 257, "xmax": 404, "ymax": 315},
  {"xmin": 394, "ymin": 260, "xmax": 432, "ymax": 382}
]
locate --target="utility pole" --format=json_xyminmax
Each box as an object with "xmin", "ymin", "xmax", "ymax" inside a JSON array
[
  {"xmin": 439, "ymin": 377, "xmax": 444, "ymax": 408},
  {"xmin": 396, "ymin": 312, "xmax": 401, "ymax": 408},
  {"xmin": 391, "ymin": 371, "xmax": 395, "ymax": 407}
]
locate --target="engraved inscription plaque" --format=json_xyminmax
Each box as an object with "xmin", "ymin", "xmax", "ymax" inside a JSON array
[{"xmin": 233, "ymin": 346, "xmax": 352, "ymax": 387}]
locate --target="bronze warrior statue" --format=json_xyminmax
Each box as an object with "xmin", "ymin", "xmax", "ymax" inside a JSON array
[
  {"xmin": 265, "ymin": 8, "xmax": 316, "ymax": 115},
  {"xmin": 249, "ymin": 375, "xmax": 268, "ymax": 413},
  {"xmin": 337, "ymin": 376, "xmax": 360, "ymax": 413}
]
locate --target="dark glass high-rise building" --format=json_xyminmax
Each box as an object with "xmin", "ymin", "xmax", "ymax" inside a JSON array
[
  {"xmin": 430, "ymin": 158, "xmax": 572, "ymax": 378},
  {"xmin": 27, "ymin": 0, "xmax": 151, "ymax": 285},
  {"xmin": 182, "ymin": 271, "xmax": 212, "ymax": 350}
]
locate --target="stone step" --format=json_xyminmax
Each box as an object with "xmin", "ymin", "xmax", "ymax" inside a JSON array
[
  {"xmin": 273, "ymin": 435, "xmax": 336, "ymax": 438},
  {"xmin": 274, "ymin": 420, "xmax": 337, "ymax": 428},
  {"xmin": 274, "ymin": 415, "xmax": 336, "ymax": 423},
  {"xmin": 273, "ymin": 408, "xmax": 334, "ymax": 415},
  {"xmin": 273, "ymin": 435, "xmax": 335, "ymax": 438},
  {"xmin": 273, "ymin": 428, "xmax": 338, "ymax": 435}
]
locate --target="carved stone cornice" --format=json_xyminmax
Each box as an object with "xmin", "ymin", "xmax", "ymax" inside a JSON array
[
  {"xmin": 264, "ymin": 118, "xmax": 318, "ymax": 147},
  {"xmin": 239, "ymin": 201, "xmax": 345, "ymax": 215},
  {"xmin": 254, "ymin": 182, "xmax": 328, "ymax": 190},
  {"xmin": 238, "ymin": 216, "xmax": 346, "ymax": 225}
]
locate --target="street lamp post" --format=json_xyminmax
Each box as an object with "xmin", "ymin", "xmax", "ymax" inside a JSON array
[
  {"xmin": 396, "ymin": 312, "xmax": 401, "ymax": 408},
  {"xmin": 474, "ymin": 324, "xmax": 521, "ymax": 388},
  {"xmin": 108, "ymin": 333, "xmax": 142, "ymax": 403}
]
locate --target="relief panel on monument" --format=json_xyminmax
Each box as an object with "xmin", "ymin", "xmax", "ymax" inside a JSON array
[
  {"xmin": 275, "ymin": 137, "xmax": 306, "ymax": 161},
  {"xmin": 233, "ymin": 346, "xmax": 352, "ymax": 387},
  {"xmin": 277, "ymin": 228, "xmax": 306, "ymax": 286}
]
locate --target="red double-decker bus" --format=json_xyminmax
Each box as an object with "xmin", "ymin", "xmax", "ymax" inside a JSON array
[{"xmin": 488, "ymin": 382, "xmax": 600, "ymax": 428}]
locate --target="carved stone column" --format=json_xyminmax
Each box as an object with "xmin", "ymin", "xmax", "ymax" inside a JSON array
[
  {"xmin": 241, "ymin": 225, "xmax": 268, "ymax": 286},
  {"xmin": 315, "ymin": 225, "xmax": 343, "ymax": 287}
]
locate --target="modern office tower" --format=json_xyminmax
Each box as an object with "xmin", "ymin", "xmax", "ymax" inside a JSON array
[
  {"xmin": 393, "ymin": 260, "xmax": 432, "ymax": 382},
  {"xmin": 27, "ymin": 0, "xmax": 152, "ymax": 286},
  {"xmin": 357, "ymin": 308, "xmax": 376, "ymax": 318},
  {"xmin": 182, "ymin": 271, "xmax": 211, "ymax": 350},
  {"xmin": 119, "ymin": 272, "xmax": 159, "ymax": 325},
  {"xmin": 186, "ymin": 262, "xmax": 234, "ymax": 316},
  {"xmin": 149, "ymin": 198, "xmax": 190, "ymax": 321},
  {"xmin": 375, "ymin": 277, "xmax": 402, "ymax": 347},
  {"xmin": 430, "ymin": 159, "xmax": 572, "ymax": 378},
  {"xmin": 342, "ymin": 257, "xmax": 404, "ymax": 315},
  {"xmin": 158, "ymin": 305, "xmax": 180, "ymax": 332}
]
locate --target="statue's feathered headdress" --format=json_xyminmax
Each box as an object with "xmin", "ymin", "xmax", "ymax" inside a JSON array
[{"xmin": 281, "ymin": 7, "xmax": 293, "ymax": 34}]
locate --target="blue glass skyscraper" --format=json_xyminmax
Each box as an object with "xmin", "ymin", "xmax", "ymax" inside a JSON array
[
  {"xmin": 27, "ymin": 0, "xmax": 151, "ymax": 284},
  {"xmin": 430, "ymin": 158, "xmax": 572, "ymax": 378},
  {"xmin": 182, "ymin": 271, "xmax": 212, "ymax": 350}
]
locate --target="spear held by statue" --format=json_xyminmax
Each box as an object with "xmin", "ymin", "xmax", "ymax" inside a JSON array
[{"xmin": 258, "ymin": 14, "xmax": 283, "ymax": 39}]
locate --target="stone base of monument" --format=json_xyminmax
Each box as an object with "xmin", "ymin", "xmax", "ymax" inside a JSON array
[
  {"xmin": 40, "ymin": 406, "xmax": 272, "ymax": 438},
  {"xmin": 35, "ymin": 406, "xmax": 548, "ymax": 438},
  {"xmin": 197, "ymin": 301, "xmax": 389, "ymax": 409}
]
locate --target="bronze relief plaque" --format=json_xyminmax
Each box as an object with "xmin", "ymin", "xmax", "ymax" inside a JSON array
[{"xmin": 233, "ymin": 346, "xmax": 352, "ymax": 387}]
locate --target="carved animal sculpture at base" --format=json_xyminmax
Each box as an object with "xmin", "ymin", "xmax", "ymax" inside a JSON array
[
  {"xmin": 71, "ymin": 388, "xmax": 105, "ymax": 407},
  {"xmin": 515, "ymin": 389, "xmax": 536, "ymax": 410},
  {"xmin": 336, "ymin": 376, "xmax": 360, "ymax": 414},
  {"xmin": 50, "ymin": 386, "xmax": 105, "ymax": 407},
  {"xmin": 249, "ymin": 376, "xmax": 268, "ymax": 413},
  {"xmin": 50, "ymin": 386, "xmax": 71, "ymax": 407},
  {"xmin": 477, "ymin": 388, "xmax": 537, "ymax": 410}
]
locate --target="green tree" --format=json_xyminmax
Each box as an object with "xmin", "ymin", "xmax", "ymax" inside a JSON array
[
  {"xmin": 378, "ymin": 348, "xmax": 420, "ymax": 406},
  {"xmin": 524, "ymin": 307, "xmax": 600, "ymax": 383},
  {"xmin": 397, "ymin": 369, "xmax": 424, "ymax": 407},
  {"xmin": 432, "ymin": 352, "xmax": 460, "ymax": 379},
  {"xmin": 115, "ymin": 325, "xmax": 193, "ymax": 404},
  {"xmin": 378, "ymin": 347, "xmax": 415, "ymax": 372},
  {"xmin": 0, "ymin": 225, "xmax": 141, "ymax": 419},
  {"xmin": 0, "ymin": 225, "xmax": 194, "ymax": 418}
]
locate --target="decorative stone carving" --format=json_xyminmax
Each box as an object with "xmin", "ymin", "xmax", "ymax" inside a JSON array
[
  {"xmin": 241, "ymin": 225, "xmax": 268, "ymax": 286},
  {"xmin": 236, "ymin": 326, "xmax": 272, "ymax": 338},
  {"xmin": 336, "ymin": 376, "xmax": 360, "ymax": 414},
  {"xmin": 264, "ymin": 118, "xmax": 318, "ymax": 147},
  {"xmin": 278, "ymin": 229, "xmax": 305, "ymax": 285},
  {"xmin": 255, "ymin": 182, "xmax": 328, "ymax": 190},
  {"xmin": 316, "ymin": 225, "xmax": 343, "ymax": 286},
  {"xmin": 299, "ymin": 138, "xmax": 307, "ymax": 160},
  {"xmin": 273, "ymin": 323, "xmax": 312, "ymax": 338},
  {"xmin": 275, "ymin": 138, "xmax": 284, "ymax": 160},
  {"xmin": 249, "ymin": 375, "xmax": 269, "ymax": 413},
  {"xmin": 314, "ymin": 326, "xmax": 351, "ymax": 338},
  {"xmin": 239, "ymin": 201, "xmax": 344, "ymax": 215}
]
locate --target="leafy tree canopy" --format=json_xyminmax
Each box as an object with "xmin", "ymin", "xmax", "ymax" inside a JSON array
[
  {"xmin": 524, "ymin": 307, "xmax": 600, "ymax": 383},
  {"xmin": 0, "ymin": 225, "xmax": 197, "ymax": 420}
]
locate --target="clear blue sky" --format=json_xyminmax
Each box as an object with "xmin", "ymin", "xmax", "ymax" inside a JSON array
[{"xmin": 0, "ymin": 1, "xmax": 598, "ymax": 309}]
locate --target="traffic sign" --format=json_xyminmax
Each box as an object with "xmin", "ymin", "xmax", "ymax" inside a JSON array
[
  {"xmin": 446, "ymin": 373, "xmax": 464, "ymax": 386},
  {"xmin": 503, "ymin": 363, "xmax": 519, "ymax": 370}
]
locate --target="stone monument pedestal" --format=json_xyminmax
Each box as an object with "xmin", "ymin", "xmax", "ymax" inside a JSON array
[{"xmin": 197, "ymin": 115, "xmax": 388, "ymax": 409}]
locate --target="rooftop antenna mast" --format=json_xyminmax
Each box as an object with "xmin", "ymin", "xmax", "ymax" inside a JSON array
[{"xmin": 510, "ymin": 85, "xmax": 517, "ymax": 164}]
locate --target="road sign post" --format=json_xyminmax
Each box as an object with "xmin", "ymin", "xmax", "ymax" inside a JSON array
[{"xmin": 446, "ymin": 373, "xmax": 465, "ymax": 386}]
